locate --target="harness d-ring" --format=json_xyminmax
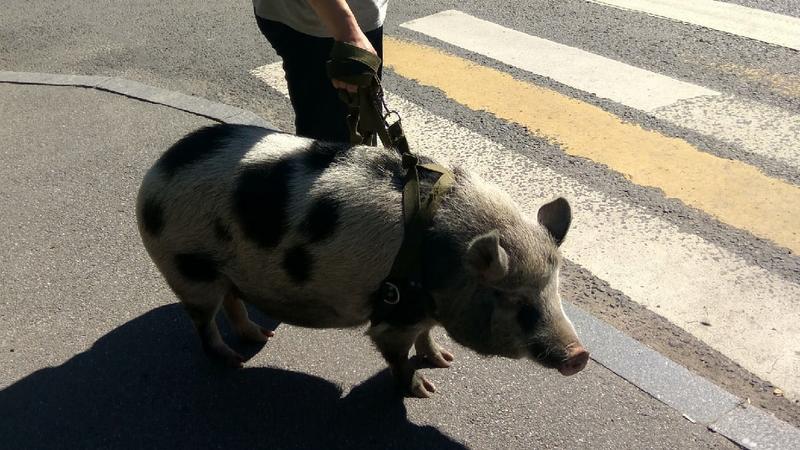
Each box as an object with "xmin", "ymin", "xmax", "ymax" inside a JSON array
[{"xmin": 382, "ymin": 282, "xmax": 400, "ymax": 305}]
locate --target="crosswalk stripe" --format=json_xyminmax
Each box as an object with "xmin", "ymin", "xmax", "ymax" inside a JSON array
[
  {"xmin": 586, "ymin": 0, "xmax": 800, "ymax": 51},
  {"xmin": 651, "ymin": 96, "xmax": 800, "ymax": 171},
  {"xmin": 401, "ymin": 10, "xmax": 720, "ymax": 112},
  {"xmin": 251, "ymin": 62, "xmax": 800, "ymax": 399},
  {"xmin": 382, "ymin": 37, "xmax": 800, "ymax": 254},
  {"xmin": 401, "ymin": 10, "xmax": 800, "ymax": 172}
]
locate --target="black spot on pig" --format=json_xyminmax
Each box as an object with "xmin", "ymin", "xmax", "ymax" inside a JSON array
[
  {"xmin": 300, "ymin": 196, "xmax": 340, "ymax": 243},
  {"xmin": 516, "ymin": 302, "xmax": 541, "ymax": 332},
  {"xmin": 175, "ymin": 253, "xmax": 218, "ymax": 282},
  {"xmin": 214, "ymin": 218, "xmax": 232, "ymax": 242},
  {"xmin": 157, "ymin": 124, "xmax": 268, "ymax": 177},
  {"xmin": 140, "ymin": 197, "xmax": 164, "ymax": 236},
  {"xmin": 283, "ymin": 246, "xmax": 313, "ymax": 284},
  {"xmin": 303, "ymin": 141, "xmax": 352, "ymax": 172},
  {"xmin": 233, "ymin": 158, "xmax": 293, "ymax": 249}
]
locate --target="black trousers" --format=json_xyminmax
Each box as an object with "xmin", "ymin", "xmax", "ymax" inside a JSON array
[{"xmin": 256, "ymin": 16, "xmax": 384, "ymax": 143}]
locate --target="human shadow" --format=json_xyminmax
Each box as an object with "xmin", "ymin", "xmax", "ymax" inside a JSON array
[{"xmin": 0, "ymin": 304, "xmax": 466, "ymax": 450}]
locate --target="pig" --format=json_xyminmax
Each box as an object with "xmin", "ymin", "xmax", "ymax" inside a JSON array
[{"xmin": 136, "ymin": 124, "xmax": 589, "ymax": 398}]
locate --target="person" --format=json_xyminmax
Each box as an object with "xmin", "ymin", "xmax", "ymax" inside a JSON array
[{"xmin": 254, "ymin": 0, "xmax": 388, "ymax": 142}]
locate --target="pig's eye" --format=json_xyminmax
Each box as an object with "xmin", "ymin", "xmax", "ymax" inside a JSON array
[{"xmin": 516, "ymin": 303, "xmax": 541, "ymax": 332}]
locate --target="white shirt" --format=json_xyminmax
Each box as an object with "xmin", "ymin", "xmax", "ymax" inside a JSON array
[{"xmin": 253, "ymin": 0, "xmax": 389, "ymax": 37}]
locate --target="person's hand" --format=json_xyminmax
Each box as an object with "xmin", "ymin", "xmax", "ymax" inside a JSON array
[
  {"xmin": 305, "ymin": 0, "xmax": 379, "ymax": 93},
  {"xmin": 331, "ymin": 31, "xmax": 378, "ymax": 94}
]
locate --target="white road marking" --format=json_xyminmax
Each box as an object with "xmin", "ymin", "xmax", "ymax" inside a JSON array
[
  {"xmin": 401, "ymin": 10, "xmax": 800, "ymax": 172},
  {"xmin": 401, "ymin": 10, "xmax": 720, "ymax": 112},
  {"xmin": 252, "ymin": 62, "xmax": 800, "ymax": 398},
  {"xmin": 587, "ymin": 0, "xmax": 800, "ymax": 51},
  {"xmin": 652, "ymin": 96, "xmax": 800, "ymax": 170}
]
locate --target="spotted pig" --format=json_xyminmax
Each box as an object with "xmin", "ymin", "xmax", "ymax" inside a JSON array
[{"xmin": 136, "ymin": 124, "xmax": 589, "ymax": 398}]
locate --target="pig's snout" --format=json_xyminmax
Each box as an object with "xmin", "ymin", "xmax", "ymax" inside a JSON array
[{"xmin": 557, "ymin": 343, "xmax": 589, "ymax": 376}]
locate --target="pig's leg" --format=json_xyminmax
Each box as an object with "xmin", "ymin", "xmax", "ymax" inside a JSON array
[
  {"xmin": 222, "ymin": 291, "xmax": 274, "ymax": 343},
  {"xmin": 369, "ymin": 325, "xmax": 436, "ymax": 398},
  {"xmin": 414, "ymin": 328, "xmax": 455, "ymax": 368},
  {"xmin": 177, "ymin": 284, "xmax": 245, "ymax": 368}
]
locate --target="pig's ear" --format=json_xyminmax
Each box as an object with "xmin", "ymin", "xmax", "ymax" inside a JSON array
[
  {"xmin": 465, "ymin": 230, "xmax": 509, "ymax": 282},
  {"xmin": 537, "ymin": 197, "xmax": 571, "ymax": 246}
]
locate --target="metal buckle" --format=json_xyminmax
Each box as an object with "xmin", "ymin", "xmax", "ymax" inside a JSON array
[
  {"xmin": 383, "ymin": 110, "xmax": 401, "ymax": 126},
  {"xmin": 382, "ymin": 282, "xmax": 400, "ymax": 305}
]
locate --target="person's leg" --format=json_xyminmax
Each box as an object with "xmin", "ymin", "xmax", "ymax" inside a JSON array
[
  {"xmin": 364, "ymin": 26, "xmax": 383, "ymax": 78},
  {"xmin": 256, "ymin": 15, "xmax": 383, "ymax": 142}
]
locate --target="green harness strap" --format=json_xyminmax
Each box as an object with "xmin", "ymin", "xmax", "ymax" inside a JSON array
[
  {"xmin": 389, "ymin": 160, "xmax": 454, "ymax": 280},
  {"xmin": 327, "ymin": 42, "xmax": 455, "ymax": 319},
  {"xmin": 326, "ymin": 42, "xmax": 387, "ymax": 147}
]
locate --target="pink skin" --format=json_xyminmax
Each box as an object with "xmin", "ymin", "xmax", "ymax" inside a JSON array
[
  {"xmin": 306, "ymin": 0, "xmax": 379, "ymax": 93},
  {"xmin": 557, "ymin": 344, "xmax": 590, "ymax": 376},
  {"xmin": 331, "ymin": 34, "xmax": 378, "ymax": 93}
]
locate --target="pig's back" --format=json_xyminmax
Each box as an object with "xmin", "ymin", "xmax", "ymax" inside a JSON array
[{"xmin": 136, "ymin": 124, "xmax": 406, "ymax": 327}]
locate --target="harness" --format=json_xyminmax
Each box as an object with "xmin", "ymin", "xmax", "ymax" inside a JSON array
[{"xmin": 327, "ymin": 42, "xmax": 454, "ymax": 326}]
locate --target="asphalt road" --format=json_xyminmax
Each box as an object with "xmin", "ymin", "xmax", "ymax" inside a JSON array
[
  {"xmin": 0, "ymin": 85, "xmax": 740, "ymax": 448},
  {"xmin": 1, "ymin": 0, "xmax": 799, "ymax": 446}
]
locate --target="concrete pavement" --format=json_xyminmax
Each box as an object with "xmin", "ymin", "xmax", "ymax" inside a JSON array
[{"xmin": 0, "ymin": 78, "xmax": 796, "ymax": 449}]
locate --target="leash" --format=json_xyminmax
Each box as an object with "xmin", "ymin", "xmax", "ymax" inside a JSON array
[{"xmin": 327, "ymin": 42, "xmax": 454, "ymax": 325}]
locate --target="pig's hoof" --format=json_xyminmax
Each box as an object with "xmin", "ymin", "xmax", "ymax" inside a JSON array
[
  {"xmin": 207, "ymin": 344, "xmax": 246, "ymax": 368},
  {"xmin": 238, "ymin": 323, "xmax": 274, "ymax": 343},
  {"xmin": 218, "ymin": 350, "xmax": 245, "ymax": 369},
  {"xmin": 423, "ymin": 348, "xmax": 455, "ymax": 368},
  {"xmin": 224, "ymin": 354, "xmax": 245, "ymax": 369},
  {"xmin": 410, "ymin": 373, "xmax": 436, "ymax": 398}
]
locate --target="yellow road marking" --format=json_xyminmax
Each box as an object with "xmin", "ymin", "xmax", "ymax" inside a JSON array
[{"xmin": 384, "ymin": 37, "xmax": 800, "ymax": 253}]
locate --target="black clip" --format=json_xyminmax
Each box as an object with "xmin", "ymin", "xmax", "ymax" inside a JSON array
[{"xmin": 387, "ymin": 117, "xmax": 410, "ymax": 155}]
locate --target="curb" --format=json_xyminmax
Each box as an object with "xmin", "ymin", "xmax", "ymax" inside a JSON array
[
  {"xmin": 1, "ymin": 71, "xmax": 798, "ymax": 449},
  {"xmin": 0, "ymin": 71, "xmax": 275, "ymax": 129},
  {"xmin": 565, "ymin": 302, "xmax": 800, "ymax": 449}
]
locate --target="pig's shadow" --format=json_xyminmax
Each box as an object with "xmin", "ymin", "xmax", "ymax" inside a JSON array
[{"xmin": 0, "ymin": 305, "xmax": 465, "ymax": 449}]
